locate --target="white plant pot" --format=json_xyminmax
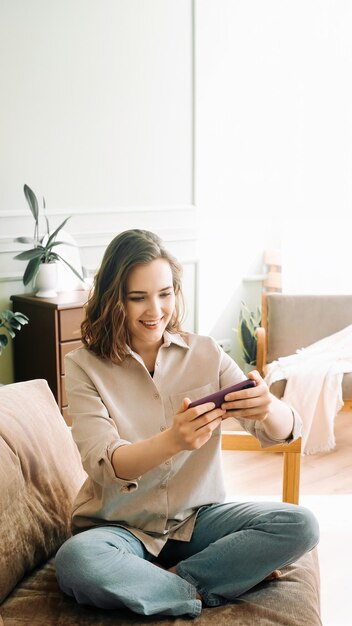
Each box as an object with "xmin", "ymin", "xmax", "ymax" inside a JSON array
[{"xmin": 35, "ymin": 262, "xmax": 58, "ymax": 298}]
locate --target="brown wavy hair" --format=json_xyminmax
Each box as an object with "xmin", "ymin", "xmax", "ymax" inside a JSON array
[{"xmin": 81, "ymin": 229, "xmax": 185, "ymax": 363}]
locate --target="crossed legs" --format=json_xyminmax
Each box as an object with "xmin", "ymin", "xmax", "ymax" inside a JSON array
[{"xmin": 55, "ymin": 501, "xmax": 319, "ymax": 616}]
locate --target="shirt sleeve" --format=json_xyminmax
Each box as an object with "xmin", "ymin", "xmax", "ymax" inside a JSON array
[
  {"xmin": 65, "ymin": 354, "xmax": 139, "ymax": 490},
  {"xmin": 236, "ymin": 405, "xmax": 302, "ymax": 448},
  {"xmin": 217, "ymin": 343, "xmax": 248, "ymax": 388}
]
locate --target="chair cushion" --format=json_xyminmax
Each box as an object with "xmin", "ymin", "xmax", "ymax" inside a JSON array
[
  {"xmin": 0, "ymin": 380, "xmax": 86, "ymax": 603},
  {"xmin": 0, "ymin": 549, "xmax": 321, "ymax": 625},
  {"xmin": 266, "ymin": 294, "xmax": 352, "ymax": 363}
]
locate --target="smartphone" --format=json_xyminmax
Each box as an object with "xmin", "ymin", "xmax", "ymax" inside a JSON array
[{"xmin": 188, "ymin": 378, "xmax": 256, "ymax": 410}]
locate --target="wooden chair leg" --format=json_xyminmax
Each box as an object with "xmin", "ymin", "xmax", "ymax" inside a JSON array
[
  {"xmin": 222, "ymin": 432, "xmax": 302, "ymax": 505},
  {"xmin": 282, "ymin": 451, "xmax": 301, "ymax": 505}
]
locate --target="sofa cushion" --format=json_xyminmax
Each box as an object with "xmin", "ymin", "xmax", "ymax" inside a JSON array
[
  {"xmin": 0, "ymin": 549, "xmax": 321, "ymax": 625},
  {"xmin": 0, "ymin": 380, "xmax": 86, "ymax": 603}
]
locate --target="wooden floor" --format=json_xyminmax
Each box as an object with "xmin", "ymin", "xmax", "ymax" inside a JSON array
[{"xmin": 222, "ymin": 410, "xmax": 352, "ymax": 498}]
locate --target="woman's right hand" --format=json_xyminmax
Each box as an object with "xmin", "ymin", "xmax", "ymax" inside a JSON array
[
  {"xmin": 112, "ymin": 400, "xmax": 225, "ymax": 481},
  {"xmin": 169, "ymin": 399, "xmax": 225, "ymax": 452}
]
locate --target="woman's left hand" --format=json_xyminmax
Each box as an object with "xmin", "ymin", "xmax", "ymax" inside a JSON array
[{"xmin": 221, "ymin": 370, "xmax": 271, "ymax": 422}]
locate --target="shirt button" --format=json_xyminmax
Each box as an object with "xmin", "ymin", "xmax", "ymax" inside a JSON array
[
  {"xmin": 160, "ymin": 425, "xmax": 166, "ymax": 432},
  {"xmin": 160, "ymin": 513, "xmax": 167, "ymax": 519},
  {"xmin": 165, "ymin": 460, "xmax": 171, "ymax": 466},
  {"xmin": 160, "ymin": 483, "xmax": 167, "ymax": 489},
  {"xmin": 153, "ymin": 392, "xmax": 160, "ymax": 400}
]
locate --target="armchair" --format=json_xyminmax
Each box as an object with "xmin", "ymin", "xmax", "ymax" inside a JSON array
[{"xmin": 256, "ymin": 293, "xmax": 352, "ymax": 409}]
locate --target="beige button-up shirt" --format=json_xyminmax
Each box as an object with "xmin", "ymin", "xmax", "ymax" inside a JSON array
[{"xmin": 65, "ymin": 331, "xmax": 301, "ymax": 556}]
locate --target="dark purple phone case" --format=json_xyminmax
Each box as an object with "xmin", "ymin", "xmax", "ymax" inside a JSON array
[{"xmin": 188, "ymin": 378, "xmax": 256, "ymax": 409}]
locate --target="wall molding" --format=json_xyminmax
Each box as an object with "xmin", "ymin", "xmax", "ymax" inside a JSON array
[
  {"xmin": 0, "ymin": 257, "xmax": 199, "ymax": 282},
  {"xmin": 0, "ymin": 204, "xmax": 196, "ymax": 219},
  {"xmin": 0, "ymin": 272, "xmax": 23, "ymax": 284},
  {"xmin": 0, "ymin": 228, "xmax": 197, "ymax": 254}
]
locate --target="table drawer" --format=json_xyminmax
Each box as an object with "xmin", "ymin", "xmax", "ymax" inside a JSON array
[
  {"xmin": 59, "ymin": 308, "xmax": 86, "ymax": 342},
  {"xmin": 60, "ymin": 340, "xmax": 82, "ymax": 374}
]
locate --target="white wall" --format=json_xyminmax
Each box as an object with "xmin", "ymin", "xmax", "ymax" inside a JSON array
[
  {"xmin": 195, "ymin": 0, "xmax": 352, "ymax": 364},
  {"xmin": 196, "ymin": 0, "xmax": 284, "ymax": 362},
  {"xmin": 0, "ymin": 0, "xmax": 197, "ymax": 382},
  {"xmin": 1, "ymin": 0, "xmax": 194, "ymax": 208},
  {"xmin": 2, "ymin": 1, "xmax": 352, "ymax": 380}
]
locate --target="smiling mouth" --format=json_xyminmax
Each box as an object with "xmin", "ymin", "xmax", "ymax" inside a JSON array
[{"xmin": 139, "ymin": 318, "xmax": 163, "ymax": 329}]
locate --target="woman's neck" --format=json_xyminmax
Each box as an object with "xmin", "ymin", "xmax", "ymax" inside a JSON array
[{"xmin": 132, "ymin": 341, "xmax": 161, "ymax": 373}]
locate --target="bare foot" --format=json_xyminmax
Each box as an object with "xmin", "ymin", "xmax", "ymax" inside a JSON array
[
  {"xmin": 167, "ymin": 565, "xmax": 203, "ymax": 602},
  {"xmin": 265, "ymin": 569, "xmax": 282, "ymax": 581},
  {"xmin": 167, "ymin": 564, "xmax": 280, "ymax": 601}
]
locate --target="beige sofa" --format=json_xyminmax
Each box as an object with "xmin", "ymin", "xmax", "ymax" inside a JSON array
[{"xmin": 0, "ymin": 379, "xmax": 321, "ymax": 625}]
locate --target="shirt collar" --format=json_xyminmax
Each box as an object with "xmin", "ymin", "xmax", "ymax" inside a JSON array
[
  {"xmin": 162, "ymin": 330, "xmax": 189, "ymax": 350},
  {"xmin": 127, "ymin": 330, "xmax": 189, "ymax": 361}
]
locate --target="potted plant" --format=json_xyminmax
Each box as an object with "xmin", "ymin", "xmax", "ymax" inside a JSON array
[
  {"xmin": 14, "ymin": 185, "xmax": 84, "ymax": 296},
  {"xmin": 236, "ymin": 301, "xmax": 261, "ymax": 367},
  {"xmin": 0, "ymin": 309, "xmax": 29, "ymax": 356}
]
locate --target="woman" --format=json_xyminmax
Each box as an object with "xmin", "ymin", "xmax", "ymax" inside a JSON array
[{"xmin": 55, "ymin": 229, "xmax": 319, "ymax": 618}]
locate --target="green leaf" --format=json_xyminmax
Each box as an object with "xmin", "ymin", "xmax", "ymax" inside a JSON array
[
  {"xmin": 12, "ymin": 312, "xmax": 29, "ymax": 325},
  {"xmin": 56, "ymin": 254, "xmax": 84, "ymax": 282},
  {"xmin": 46, "ymin": 252, "xmax": 60, "ymax": 261},
  {"xmin": 0, "ymin": 334, "xmax": 9, "ymax": 354},
  {"xmin": 240, "ymin": 319, "xmax": 258, "ymax": 364},
  {"xmin": 46, "ymin": 216, "xmax": 71, "ymax": 248},
  {"xmin": 237, "ymin": 301, "xmax": 261, "ymax": 365},
  {"xmin": 9, "ymin": 320, "xmax": 22, "ymax": 331},
  {"xmin": 15, "ymin": 236, "xmax": 37, "ymax": 244},
  {"xmin": 24, "ymin": 184, "xmax": 39, "ymax": 222},
  {"xmin": 239, "ymin": 320, "xmax": 249, "ymax": 359},
  {"xmin": 0, "ymin": 309, "xmax": 13, "ymax": 322},
  {"xmin": 23, "ymin": 257, "xmax": 41, "ymax": 285},
  {"xmin": 0, "ymin": 310, "xmax": 29, "ymax": 335},
  {"xmin": 14, "ymin": 247, "xmax": 45, "ymax": 261},
  {"xmin": 41, "ymin": 242, "xmax": 73, "ymax": 262},
  {"xmin": 49, "ymin": 240, "xmax": 74, "ymax": 249},
  {"xmin": 42, "ymin": 196, "xmax": 50, "ymax": 235}
]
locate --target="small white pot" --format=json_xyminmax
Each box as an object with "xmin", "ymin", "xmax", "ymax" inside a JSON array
[{"xmin": 35, "ymin": 262, "xmax": 58, "ymax": 298}]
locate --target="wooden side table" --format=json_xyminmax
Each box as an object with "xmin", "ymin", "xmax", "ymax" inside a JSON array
[{"xmin": 10, "ymin": 291, "xmax": 90, "ymax": 425}]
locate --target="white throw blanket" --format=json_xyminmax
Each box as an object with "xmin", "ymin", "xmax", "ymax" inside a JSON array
[{"xmin": 265, "ymin": 324, "xmax": 352, "ymax": 454}]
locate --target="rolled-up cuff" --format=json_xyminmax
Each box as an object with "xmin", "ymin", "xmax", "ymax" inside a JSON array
[
  {"xmin": 97, "ymin": 440, "xmax": 140, "ymax": 491},
  {"xmin": 255, "ymin": 406, "xmax": 302, "ymax": 447}
]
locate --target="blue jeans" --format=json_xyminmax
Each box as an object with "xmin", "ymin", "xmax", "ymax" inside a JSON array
[{"xmin": 55, "ymin": 501, "xmax": 319, "ymax": 618}]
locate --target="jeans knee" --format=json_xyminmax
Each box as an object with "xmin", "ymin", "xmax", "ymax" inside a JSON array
[
  {"xmin": 55, "ymin": 537, "xmax": 83, "ymax": 588},
  {"xmin": 291, "ymin": 506, "xmax": 320, "ymax": 552},
  {"xmin": 301, "ymin": 507, "xmax": 320, "ymax": 550},
  {"xmin": 55, "ymin": 534, "xmax": 107, "ymax": 590}
]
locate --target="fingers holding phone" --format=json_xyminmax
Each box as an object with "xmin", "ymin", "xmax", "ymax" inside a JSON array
[
  {"xmin": 171, "ymin": 398, "xmax": 225, "ymax": 451},
  {"xmin": 221, "ymin": 371, "xmax": 272, "ymax": 422}
]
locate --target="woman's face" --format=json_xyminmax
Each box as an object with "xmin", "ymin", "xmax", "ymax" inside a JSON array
[{"xmin": 125, "ymin": 258, "xmax": 176, "ymax": 352}]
